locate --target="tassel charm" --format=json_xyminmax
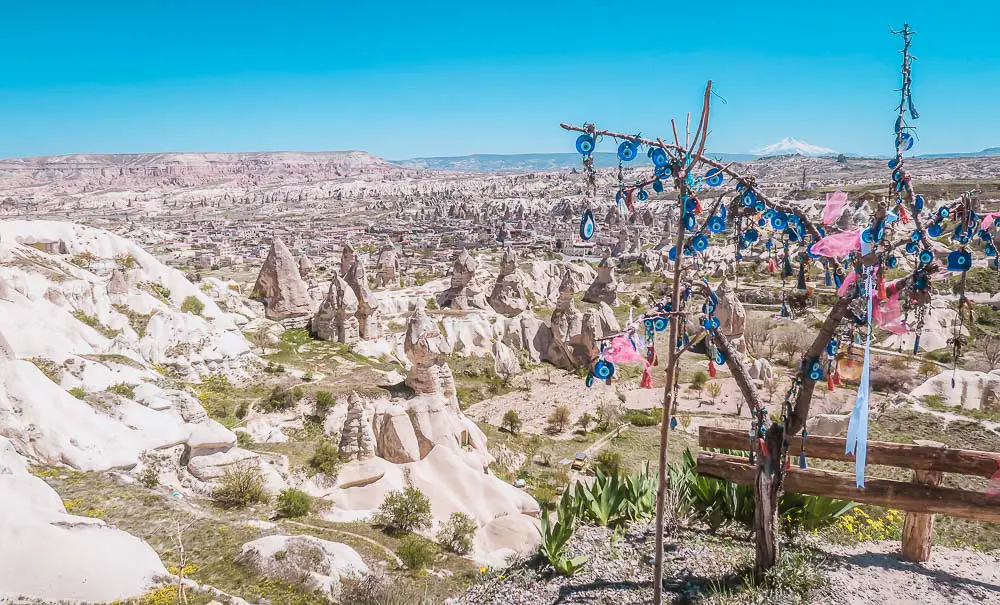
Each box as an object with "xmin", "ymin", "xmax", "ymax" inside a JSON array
[
  {"xmin": 825, "ymin": 268, "xmax": 832, "ymax": 286},
  {"xmin": 669, "ymin": 416, "xmax": 678, "ymax": 430},
  {"xmin": 708, "ymin": 359, "xmax": 717, "ymax": 378},
  {"xmin": 759, "ymin": 438, "xmax": 770, "ymax": 458},
  {"xmin": 768, "ymin": 258, "xmax": 776, "ymax": 273},
  {"xmin": 913, "ymin": 335, "xmax": 921, "ymax": 355},
  {"xmin": 799, "ymin": 452, "xmax": 808, "ymax": 469},
  {"xmin": 827, "ymin": 374, "xmax": 835, "ymax": 391}
]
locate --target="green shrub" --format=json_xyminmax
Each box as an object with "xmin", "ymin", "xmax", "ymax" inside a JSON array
[
  {"xmin": 315, "ymin": 391, "xmax": 335, "ymax": 415},
  {"xmin": 624, "ymin": 408, "xmax": 660, "ymax": 427},
  {"xmin": 690, "ymin": 369, "xmax": 708, "ymax": 396},
  {"xmin": 235, "ymin": 401, "xmax": 249, "ymax": 419},
  {"xmin": 397, "ymin": 534, "xmax": 436, "ymax": 570},
  {"xmin": 276, "ymin": 488, "xmax": 311, "ymax": 518},
  {"xmin": 308, "ymin": 440, "xmax": 341, "ymax": 478},
  {"xmin": 500, "ymin": 409, "xmax": 522, "ymax": 434},
  {"xmin": 181, "ymin": 295, "xmax": 205, "ymax": 316},
  {"xmin": 211, "ymin": 461, "xmax": 269, "ymax": 508},
  {"xmin": 302, "ymin": 370, "xmax": 315, "ymax": 382},
  {"xmin": 200, "ymin": 373, "xmax": 230, "ymax": 392},
  {"xmin": 236, "ymin": 431, "xmax": 254, "ymax": 448},
  {"xmin": 436, "ymin": 512, "xmax": 477, "ymax": 554},
  {"xmin": 373, "ymin": 486, "xmax": 432, "ymax": 533},
  {"xmin": 106, "ymin": 383, "xmax": 137, "ymax": 399},
  {"xmin": 68, "ymin": 387, "xmax": 87, "ymax": 400},
  {"xmin": 138, "ymin": 468, "xmax": 159, "ymax": 489},
  {"xmin": 593, "ymin": 450, "xmax": 622, "ymax": 476},
  {"xmin": 261, "ymin": 386, "xmax": 302, "ymax": 411}
]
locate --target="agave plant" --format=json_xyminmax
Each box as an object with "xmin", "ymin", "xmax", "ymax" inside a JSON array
[
  {"xmin": 538, "ymin": 494, "xmax": 588, "ymax": 576},
  {"xmin": 623, "ymin": 463, "xmax": 656, "ymax": 521},
  {"xmin": 575, "ymin": 469, "xmax": 629, "ymax": 527}
]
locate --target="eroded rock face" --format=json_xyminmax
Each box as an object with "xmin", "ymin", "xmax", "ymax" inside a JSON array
[
  {"xmin": 340, "ymin": 243, "xmax": 357, "ymax": 277},
  {"xmin": 252, "ymin": 237, "xmax": 313, "ymax": 320},
  {"xmin": 107, "ymin": 268, "xmax": 128, "ymax": 295},
  {"xmin": 339, "ymin": 392, "xmax": 376, "ymax": 462},
  {"xmin": 583, "ymin": 252, "xmax": 619, "ymax": 306},
  {"xmin": 546, "ymin": 268, "xmax": 584, "ymax": 369},
  {"xmin": 238, "ymin": 535, "xmax": 368, "ymax": 600},
  {"xmin": 404, "ymin": 306, "xmax": 455, "ymax": 397},
  {"xmin": 749, "ymin": 358, "xmax": 774, "ymax": 381},
  {"xmin": 715, "ymin": 277, "xmax": 746, "ymax": 338},
  {"xmin": 345, "ymin": 262, "xmax": 380, "ymax": 340},
  {"xmin": 374, "ymin": 243, "xmax": 399, "ymax": 289},
  {"xmin": 439, "ymin": 249, "xmax": 488, "ymax": 310},
  {"xmin": 488, "ymin": 246, "xmax": 529, "ymax": 316},
  {"xmin": 297, "ymin": 255, "xmax": 315, "ymax": 281},
  {"xmin": 312, "ymin": 274, "xmax": 360, "ymax": 344}
]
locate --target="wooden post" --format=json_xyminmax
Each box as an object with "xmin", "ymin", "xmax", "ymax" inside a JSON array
[{"xmin": 901, "ymin": 440, "xmax": 945, "ymax": 562}]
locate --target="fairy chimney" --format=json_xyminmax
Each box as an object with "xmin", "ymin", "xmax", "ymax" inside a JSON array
[
  {"xmin": 340, "ymin": 243, "xmax": 357, "ymax": 277},
  {"xmin": 345, "ymin": 261, "xmax": 381, "ymax": 340},
  {"xmin": 438, "ymin": 249, "xmax": 488, "ymax": 310},
  {"xmin": 252, "ymin": 236, "xmax": 313, "ymax": 320},
  {"xmin": 311, "ymin": 274, "xmax": 360, "ymax": 344},
  {"xmin": 338, "ymin": 392, "xmax": 377, "ymax": 462},
  {"xmin": 487, "ymin": 246, "xmax": 529, "ymax": 316},
  {"xmin": 375, "ymin": 243, "xmax": 400, "ymax": 288},
  {"xmin": 404, "ymin": 304, "xmax": 457, "ymax": 398},
  {"xmin": 583, "ymin": 251, "xmax": 619, "ymax": 306}
]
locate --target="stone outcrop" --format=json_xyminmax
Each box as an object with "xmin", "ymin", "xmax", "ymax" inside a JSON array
[
  {"xmin": 338, "ymin": 392, "xmax": 376, "ymax": 462},
  {"xmin": 583, "ymin": 251, "xmax": 619, "ymax": 305},
  {"xmin": 546, "ymin": 269, "xmax": 584, "ymax": 369},
  {"xmin": 340, "ymin": 243, "xmax": 357, "ymax": 277},
  {"xmin": 252, "ymin": 237, "xmax": 313, "ymax": 320},
  {"xmin": 312, "ymin": 274, "xmax": 360, "ymax": 344},
  {"xmin": 488, "ymin": 245, "xmax": 529, "ymax": 316},
  {"xmin": 748, "ymin": 358, "xmax": 774, "ymax": 381},
  {"xmin": 715, "ymin": 277, "xmax": 746, "ymax": 337},
  {"xmin": 238, "ymin": 535, "xmax": 368, "ymax": 600},
  {"xmin": 438, "ymin": 249, "xmax": 488, "ymax": 310},
  {"xmin": 374, "ymin": 243, "xmax": 399, "ymax": 288},
  {"xmin": 297, "ymin": 255, "xmax": 315, "ymax": 281},
  {"xmin": 404, "ymin": 305, "xmax": 456, "ymax": 397},
  {"xmin": 345, "ymin": 261, "xmax": 380, "ymax": 340},
  {"xmin": 107, "ymin": 268, "xmax": 128, "ymax": 295}
]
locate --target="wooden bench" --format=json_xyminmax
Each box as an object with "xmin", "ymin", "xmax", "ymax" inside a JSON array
[{"xmin": 696, "ymin": 426, "xmax": 1000, "ymax": 561}]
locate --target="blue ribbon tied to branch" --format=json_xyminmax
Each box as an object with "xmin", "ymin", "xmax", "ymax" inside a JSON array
[{"xmin": 845, "ymin": 271, "xmax": 873, "ymax": 488}]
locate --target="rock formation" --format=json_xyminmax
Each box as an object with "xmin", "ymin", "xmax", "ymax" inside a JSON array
[
  {"xmin": 107, "ymin": 268, "xmax": 128, "ymax": 295},
  {"xmin": 488, "ymin": 245, "xmax": 529, "ymax": 316},
  {"xmin": 339, "ymin": 392, "xmax": 376, "ymax": 462},
  {"xmin": 340, "ymin": 243, "xmax": 357, "ymax": 277},
  {"xmin": 238, "ymin": 535, "xmax": 368, "ymax": 600},
  {"xmin": 252, "ymin": 237, "xmax": 313, "ymax": 320},
  {"xmin": 298, "ymin": 254, "xmax": 315, "ymax": 281},
  {"xmin": 438, "ymin": 249, "xmax": 488, "ymax": 310},
  {"xmin": 375, "ymin": 243, "xmax": 400, "ymax": 288},
  {"xmin": 583, "ymin": 251, "xmax": 619, "ymax": 305},
  {"xmin": 404, "ymin": 304, "xmax": 456, "ymax": 397},
  {"xmin": 715, "ymin": 277, "xmax": 747, "ymax": 353},
  {"xmin": 345, "ymin": 261, "xmax": 380, "ymax": 339},
  {"xmin": 312, "ymin": 274, "xmax": 360, "ymax": 344},
  {"xmin": 546, "ymin": 269, "xmax": 584, "ymax": 369}
]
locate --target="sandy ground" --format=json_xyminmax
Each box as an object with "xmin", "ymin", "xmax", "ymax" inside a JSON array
[
  {"xmin": 820, "ymin": 541, "xmax": 1000, "ymax": 605},
  {"xmin": 464, "ymin": 367, "xmax": 623, "ymax": 438}
]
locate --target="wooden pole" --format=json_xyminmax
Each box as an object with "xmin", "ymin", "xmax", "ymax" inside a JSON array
[{"xmin": 901, "ymin": 440, "xmax": 945, "ymax": 562}]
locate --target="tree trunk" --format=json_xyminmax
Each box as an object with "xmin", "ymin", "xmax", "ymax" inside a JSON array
[{"xmin": 754, "ymin": 424, "xmax": 785, "ymax": 574}]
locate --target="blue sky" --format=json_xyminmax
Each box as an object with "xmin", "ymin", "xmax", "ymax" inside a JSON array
[{"xmin": 1, "ymin": 1, "xmax": 997, "ymax": 159}]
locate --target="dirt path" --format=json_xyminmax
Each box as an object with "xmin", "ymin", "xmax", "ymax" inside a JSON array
[{"xmin": 284, "ymin": 520, "xmax": 404, "ymax": 567}]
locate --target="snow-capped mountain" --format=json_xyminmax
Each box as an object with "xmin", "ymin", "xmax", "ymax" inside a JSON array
[{"xmin": 752, "ymin": 137, "xmax": 837, "ymax": 157}]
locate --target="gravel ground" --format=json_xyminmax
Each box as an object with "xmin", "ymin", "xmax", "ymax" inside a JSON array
[
  {"xmin": 818, "ymin": 541, "xmax": 1000, "ymax": 605},
  {"xmin": 449, "ymin": 521, "xmax": 1000, "ymax": 605}
]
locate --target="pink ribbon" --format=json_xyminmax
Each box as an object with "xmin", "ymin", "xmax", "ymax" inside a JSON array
[
  {"xmin": 811, "ymin": 229, "xmax": 862, "ymax": 259},
  {"xmin": 837, "ymin": 270, "xmax": 858, "ymax": 297},
  {"xmin": 873, "ymin": 289, "xmax": 909, "ymax": 334},
  {"xmin": 981, "ymin": 212, "xmax": 1000, "ymax": 231},
  {"xmin": 602, "ymin": 335, "xmax": 646, "ymax": 365},
  {"xmin": 823, "ymin": 190, "xmax": 849, "ymax": 226}
]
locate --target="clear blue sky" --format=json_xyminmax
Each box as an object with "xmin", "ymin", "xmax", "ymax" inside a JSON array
[{"xmin": 1, "ymin": 1, "xmax": 997, "ymax": 159}]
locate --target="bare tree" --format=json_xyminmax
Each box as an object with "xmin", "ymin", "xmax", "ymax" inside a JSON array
[
  {"xmin": 744, "ymin": 314, "xmax": 777, "ymax": 357},
  {"xmin": 983, "ymin": 335, "xmax": 1000, "ymax": 369}
]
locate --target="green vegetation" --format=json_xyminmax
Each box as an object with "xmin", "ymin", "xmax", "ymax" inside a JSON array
[
  {"xmin": 451, "ymin": 354, "xmax": 517, "ymax": 408},
  {"xmin": 546, "ymin": 405, "xmax": 571, "ymax": 433},
  {"xmin": 539, "ymin": 494, "xmax": 588, "ymax": 576},
  {"xmin": 373, "ymin": 486, "xmax": 432, "ymax": 533},
  {"xmin": 138, "ymin": 468, "xmax": 159, "ymax": 489},
  {"xmin": 501, "ymin": 409, "xmax": 522, "ymax": 434},
  {"xmin": 106, "ymin": 382, "xmax": 137, "ymax": 399},
  {"xmin": 211, "ymin": 461, "xmax": 269, "ymax": 509},
  {"xmin": 140, "ymin": 281, "xmax": 172, "ymax": 303},
  {"xmin": 28, "ymin": 357, "xmax": 62, "ymax": 383},
  {"xmin": 624, "ymin": 407, "xmax": 661, "ymax": 427},
  {"xmin": 113, "ymin": 305, "xmax": 154, "ymax": 338},
  {"xmin": 436, "ymin": 512, "xmax": 477, "ymax": 555},
  {"xmin": 261, "ymin": 385, "xmax": 303, "ymax": 412},
  {"xmin": 397, "ymin": 534, "xmax": 436, "ymax": 570},
  {"xmin": 181, "ymin": 295, "xmax": 205, "ymax": 316},
  {"xmin": 307, "ymin": 440, "xmax": 341, "ymax": 478},
  {"xmin": 593, "ymin": 449, "xmax": 622, "ymax": 476},
  {"xmin": 276, "ymin": 488, "xmax": 311, "ymax": 518},
  {"xmin": 68, "ymin": 387, "xmax": 87, "ymax": 400},
  {"xmin": 314, "ymin": 391, "xmax": 335, "ymax": 415},
  {"xmin": 71, "ymin": 310, "xmax": 121, "ymax": 338}
]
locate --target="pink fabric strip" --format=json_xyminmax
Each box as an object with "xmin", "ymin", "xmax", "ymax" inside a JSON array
[
  {"xmin": 837, "ymin": 270, "xmax": 858, "ymax": 297},
  {"xmin": 811, "ymin": 229, "xmax": 862, "ymax": 259},
  {"xmin": 823, "ymin": 190, "xmax": 849, "ymax": 226}
]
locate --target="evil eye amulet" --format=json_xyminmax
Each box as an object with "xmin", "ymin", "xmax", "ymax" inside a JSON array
[{"xmin": 617, "ymin": 141, "xmax": 637, "ymax": 161}]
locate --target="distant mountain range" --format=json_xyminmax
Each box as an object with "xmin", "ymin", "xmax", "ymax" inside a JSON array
[
  {"xmin": 393, "ymin": 151, "xmax": 756, "ymax": 172},
  {"xmin": 916, "ymin": 147, "xmax": 1000, "ymax": 159},
  {"xmin": 753, "ymin": 137, "xmax": 837, "ymax": 157},
  {"xmin": 395, "ymin": 145, "xmax": 1000, "ymax": 172}
]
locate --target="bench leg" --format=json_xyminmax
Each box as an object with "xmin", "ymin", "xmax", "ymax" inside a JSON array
[{"xmin": 901, "ymin": 468, "xmax": 942, "ymax": 562}]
